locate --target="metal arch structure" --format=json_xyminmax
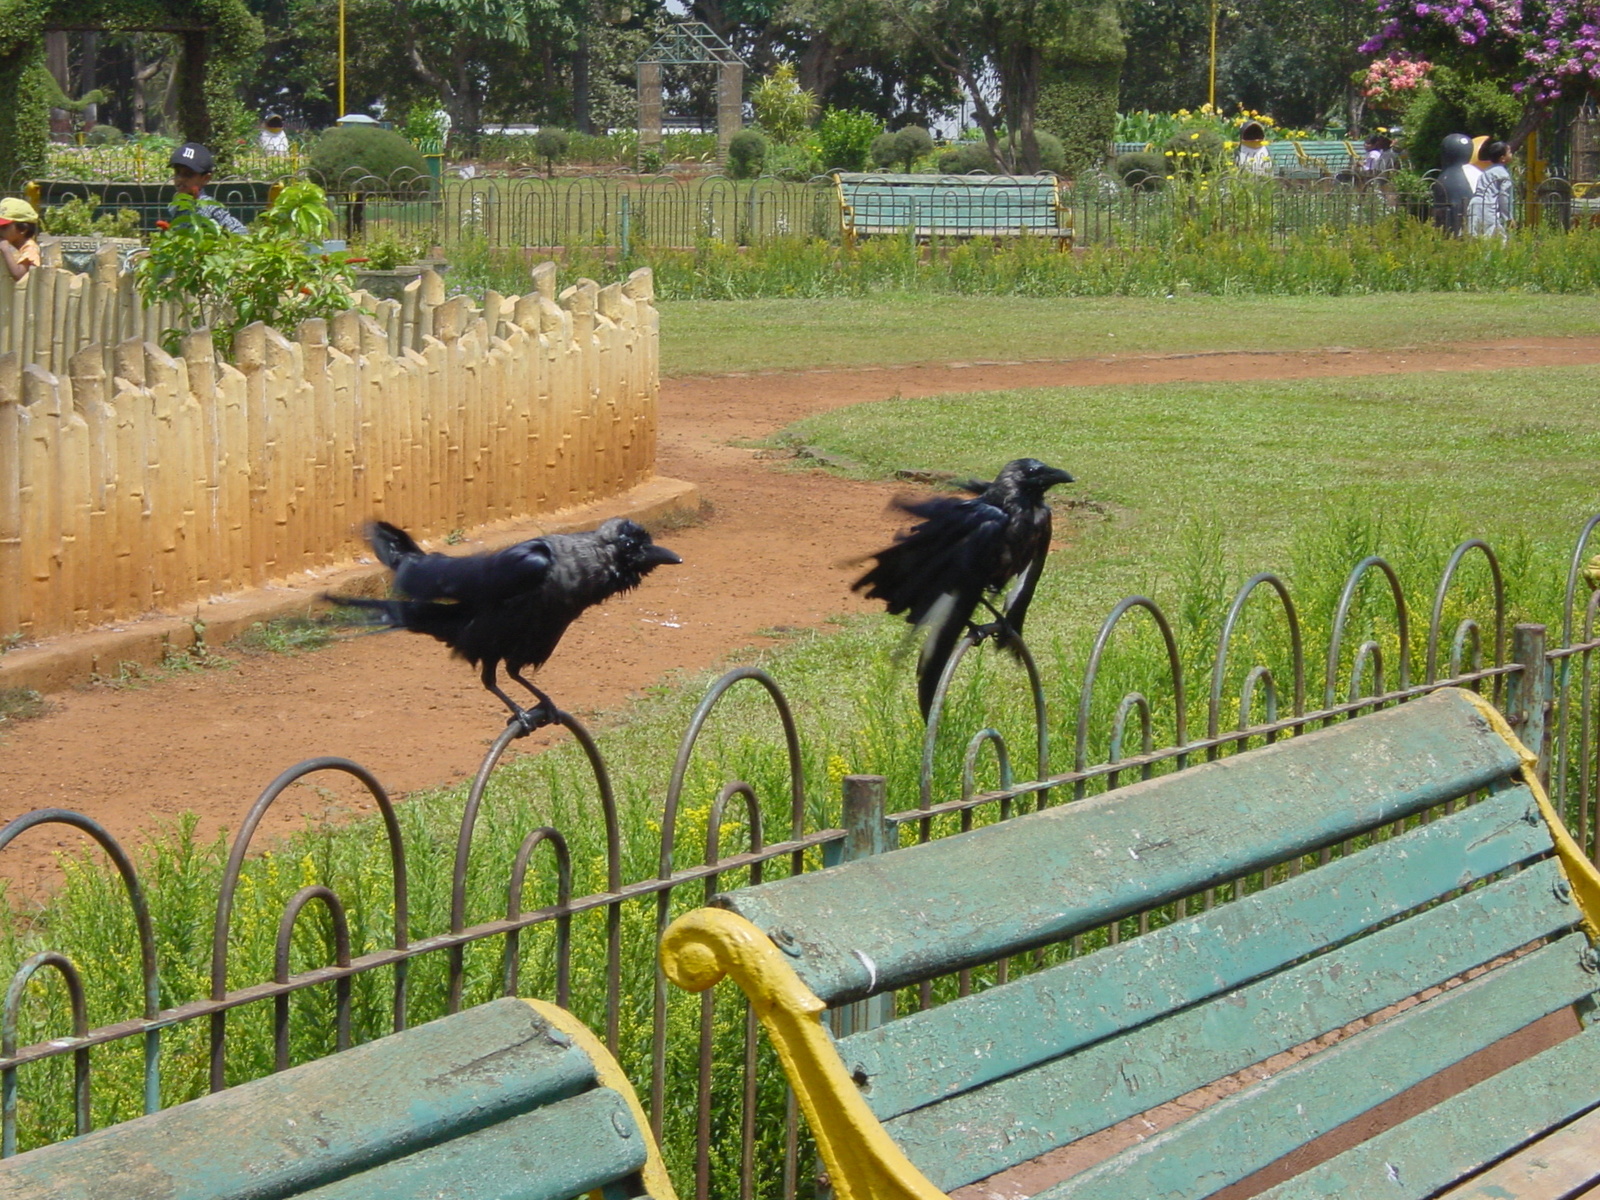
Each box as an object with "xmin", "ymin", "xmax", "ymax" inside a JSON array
[
  {"xmin": 636, "ymin": 21, "xmax": 746, "ymax": 165},
  {"xmin": 639, "ymin": 21, "xmax": 742, "ymax": 67}
]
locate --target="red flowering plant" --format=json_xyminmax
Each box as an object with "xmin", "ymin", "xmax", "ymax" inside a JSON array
[
  {"xmin": 1362, "ymin": 55, "xmax": 1435, "ymax": 106},
  {"xmin": 1362, "ymin": 0, "xmax": 1600, "ymax": 108}
]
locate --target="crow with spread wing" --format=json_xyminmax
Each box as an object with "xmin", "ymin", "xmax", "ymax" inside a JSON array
[
  {"xmin": 853, "ymin": 458, "xmax": 1075, "ymax": 720},
  {"xmin": 330, "ymin": 518, "xmax": 681, "ymax": 730}
]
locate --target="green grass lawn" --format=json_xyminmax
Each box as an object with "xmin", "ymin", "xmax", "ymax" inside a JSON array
[
  {"xmin": 659, "ymin": 292, "xmax": 1598, "ymax": 376},
  {"xmin": 779, "ymin": 363, "xmax": 1600, "ymax": 628}
]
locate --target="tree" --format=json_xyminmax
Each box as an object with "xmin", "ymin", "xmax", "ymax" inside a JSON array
[
  {"xmin": 1361, "ymin": 0, "xmax": 1600, "ymax": 143},
  {"xmin": 869, "ymin": 0, "xmax": 1124, "ymax": 172}
]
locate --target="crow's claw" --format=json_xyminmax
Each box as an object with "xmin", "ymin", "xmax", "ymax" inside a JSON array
[{"xmin": 508, "ymin": 703, "xmax": 556, "ymax": 737}]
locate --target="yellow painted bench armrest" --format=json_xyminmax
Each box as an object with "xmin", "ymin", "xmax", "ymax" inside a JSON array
[
  {"xmin": 1459, "ymin": 692, "xmax": 1600, "ymax": 940},
  {"xmin": 526, "ymin": 998, "xmax": 679, "ymax": 1200},
  {"xmin": 661, "ymin": 909, "xmax": 949, "ymax": 1200}
]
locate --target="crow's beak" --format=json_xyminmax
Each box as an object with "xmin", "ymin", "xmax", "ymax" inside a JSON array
[
  {"xmin": 1043, "ymin": 467, "xmax": 1076, "ymax": 487},
  {"xmin": 644, "ymin": 543, "xmax": 683, "ymax": 567}
]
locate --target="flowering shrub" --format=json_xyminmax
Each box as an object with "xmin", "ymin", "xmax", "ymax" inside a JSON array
[
  {"xmin": 1362, "ymin": 55, "xmax": 1434, "ymax": 106},
  {"xmin": 1362, "ymin": 0, "xmax": 1600, "ymax": 105}
]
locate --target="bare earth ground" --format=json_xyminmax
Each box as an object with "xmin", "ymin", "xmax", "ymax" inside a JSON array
[{"xmin": 2, "ymin": 338, "xmax": 1600, "ymax": 898}]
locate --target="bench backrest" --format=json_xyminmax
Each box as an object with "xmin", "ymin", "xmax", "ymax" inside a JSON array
[
  {"xmin": 835, "ymin": 173, "xmax": 1063, "ymax": 236},
  {"xmin": 0, "ymin": 997, "xmax": 676, "ymax": 1200},
  {"xmin": 704, "ymin": 688, "xmax": 1600, "ymax": 1196},
  {"xmin": 1294, "ymin": 140, "xmax": 1360, "ymax": 172}
]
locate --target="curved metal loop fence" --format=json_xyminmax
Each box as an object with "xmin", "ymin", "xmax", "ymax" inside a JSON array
[
  {"xmin": 1075, "ymin": 595, "xmax": 1186, "ymax": 799},
  {"xmin": 920, "ymin": 632, "xmax": 1049, "ymax": 817}
]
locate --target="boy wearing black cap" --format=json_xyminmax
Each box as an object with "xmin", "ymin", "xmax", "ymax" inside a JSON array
[{"xmin": 168, "ymin": 143, "xmax": 249, "ymax": 234}]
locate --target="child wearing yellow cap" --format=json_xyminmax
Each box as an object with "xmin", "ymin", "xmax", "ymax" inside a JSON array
[{"xmin": 0, "ymin": 197, "xmax": 41, "ymax": 280}]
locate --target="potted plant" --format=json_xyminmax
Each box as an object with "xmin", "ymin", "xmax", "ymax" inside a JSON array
[
  {"xmin": 348, "ymin": 230, "xmax": 438, "ymax": 299},
  {"xmin": 40, "ymin": 192, "xmax": 144, "ymax": 274}
]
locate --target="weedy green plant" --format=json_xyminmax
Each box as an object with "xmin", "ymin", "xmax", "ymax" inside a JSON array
[
  {"xmin": 229, "ymin": 615, "xmax": 340, "ymax": 656},
  {"xmin": 355, "ymin": 229, "xmax": 431, "ymax": 270},
  {"xmin": 136, "ymin": 181, "xmax": 356, "ymax": 356},
  {"xmin": 0, "ymin": 688, "xmax": 48, "ymax": 725},
  {"xmin": 41, "ymin": 193, "xmax": 141, "ymax": 238}
]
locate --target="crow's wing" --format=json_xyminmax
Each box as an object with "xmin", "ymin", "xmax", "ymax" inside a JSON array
[
  {"xmin": 996, "ymin": 508, "xmax": 1052, "ymax": 645},
  {"xmin": 393, "ymin": 539, "xmax": 554, "ymax": 604},
  {"xmin": 855, "ymin": 495, "xmax": 1010, "ymax": 718}
]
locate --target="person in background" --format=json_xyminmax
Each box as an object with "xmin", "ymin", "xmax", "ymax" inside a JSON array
[
  {"xmin": 259, "ymin": 113, "xmax": 289, "ymax": 156},
  {"xmin": 1467, "ymin": 140, "xmax": 1514, "ymax": 239},
  {"xmin": 0, "ymin": 197, "xmax": 41, "ymax": 280},
  {"xmin": 1364, "ymin": 133, "xmax": 1397, "ymax": 174},
  {"xmin": 1236, "ymin": 121, "xmax": 1272, "ymax": 175},
  {"xmin": 168, "ymin": 143, "xmax": 249, "ymax": 234}
]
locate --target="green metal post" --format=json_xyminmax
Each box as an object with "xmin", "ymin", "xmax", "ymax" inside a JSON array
[
  {"xmin": 1507, "ymin": 622, "xmax": 1551, "ymax": 785},
  {"xmin": 831, "ymin": 775, "xmax": 894, "ymax": 1038}
]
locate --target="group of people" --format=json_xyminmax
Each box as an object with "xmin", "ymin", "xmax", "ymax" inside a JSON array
[{"xmin": 1232, "ymin": 121, "xmax": 1516, "ymax": 240}]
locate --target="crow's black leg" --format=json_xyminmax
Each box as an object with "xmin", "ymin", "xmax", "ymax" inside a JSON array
[
  {"xmin": 506, "ymin": 666, "xmax": 557, "ymax": 732},
  {"xmin": 481, "ymin": 661, "xmax": 546, "ymax": 735},
  {"xmin": 969, "ymin": 598, "xmax": 1022, "ymax": 650}
]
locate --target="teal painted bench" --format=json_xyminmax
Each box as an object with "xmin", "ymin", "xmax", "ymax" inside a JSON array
[
  {"xmin": 663, "ymin": 688, "xmax": 1600, "ymax": 1200},
  {"xmin": 834, "ymin": 173, "xmax": 1071, "ymax": 249},
  {"xmin": 0, "ymin": 997, "xmax": 676, "ymax": 1200},
  {"xmin": 1291, "ymin": 140, "xmax": 1360, "ymax": 176}
]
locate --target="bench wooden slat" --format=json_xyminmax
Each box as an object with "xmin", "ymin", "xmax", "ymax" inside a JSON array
[
  {"xmin": 1037, "ymin": 933, "xmax": 1599, "ymax": 1200},
  {"xmin": 841, "ymin": 782, "xmax": 1550, "ymax": 1120},
  {"xmin": 717, "ymin": 690, "xmax": 1519, "ymax": 1004},
  {"xmin": 887, "ymin": 864, "xmax": 1582, "ymax": 1189},
  {"xmin": 1260, "ymin": 1032, "xmax": 1600, "ymax": 1200},
  {"xmin": 1428, "ymin": 1102, "xmax": 1600, "ymax": 1200},
  {"xmin": 0, "ymin": 998, "xmax": 596, "ymax": 1200},
  {"xmin": 298, "ymin": 1087, "xmax": 649, "ymax": 1200}
]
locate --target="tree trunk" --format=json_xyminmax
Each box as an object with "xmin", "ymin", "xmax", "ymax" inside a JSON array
[{"xmin": 574, "ymin": 22, "xmax": 592, "ymax": 133}]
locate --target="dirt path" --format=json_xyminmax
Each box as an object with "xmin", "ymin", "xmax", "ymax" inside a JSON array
[{"xmin": 3, "ymin": 337, "xmax": 1598, "ymax": 894}]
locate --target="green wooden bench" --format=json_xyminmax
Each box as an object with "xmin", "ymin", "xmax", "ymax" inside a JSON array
[
  {"xmin": 834, "ymin": 173, "xmax": 1071, "ymax": 249},
  {"xmin": 0, "ymin": 997, "xmax": 676, "ymax": 1200},
  {"xmin": 663, "ymin": 688, "xmax": 1600, "ymax": 1200},
  {"xmin": 1292, "ymin": 139, "xmax": 1361, "ymax": 176}
]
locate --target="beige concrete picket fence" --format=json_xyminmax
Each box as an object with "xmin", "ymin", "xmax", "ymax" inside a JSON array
[{"xmin": 0, "ymin": 260, "xmax": 659, "ymax": 642}]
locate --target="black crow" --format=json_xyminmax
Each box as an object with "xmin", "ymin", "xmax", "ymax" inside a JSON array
[
  {"xmin": 331, "ymin": 518, "xmax": 681, "ymax": 730},
  {"xmin": 853, "ymin": 458, "xmax": 1075, "ymax": 719}
]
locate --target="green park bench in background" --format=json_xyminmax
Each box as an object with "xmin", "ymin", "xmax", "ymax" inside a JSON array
[
  {"xmin": 834, "ymin": 173, "xmax": 1072, "ymax": 250},
  {"xmin": 663, "ymin": 688, "xmax": 1600, "ymax": 1200},
  {"xmin": 1292, "ymin": 140, "xmax": 1362, "ymax": 177},
  {"xmin": 0, "ymin": 997, "xmax": 676, "ymax": 1200}
]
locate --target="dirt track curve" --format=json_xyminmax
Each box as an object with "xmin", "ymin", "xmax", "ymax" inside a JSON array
[{"xmin": 2, "ymin": 337, "xmax": 1599, "ymax": 897}]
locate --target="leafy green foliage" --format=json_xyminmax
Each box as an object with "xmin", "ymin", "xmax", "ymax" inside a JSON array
[
  {"xmin": 750, "ymin": 63, "xmax": 818, "ymax": 145},
  {"xmin": 871, "ymin": 126, "xmax": 934, "ymax": 172},
  {"xmin": 41, "ymin": 193, "xmax": 142, "ymax": 238},
  {"xmin": 816, "ymin": 108, "xmax": 883, "ymax": 172},
  {"xmin": 1112, "ymin": 149, "xmax": 1169, "ymax": 189},
  {"xmin": 355, "ymin": 228, "xmax": 431, "ymax": 269},
  {"xmin": 727, "ymin": 128, "xmax": 768, "ymax": 179},
  {"xmin": 937, "ymin": 140, "xmax": 994, "ymax": 173},
  {"xmin": 403, "ymin": 102, "xmax": 449, "ymax": 146},
  {"xmin": 85, "ymin": 123, "xmax": 124, "ymax": 146},
  {"xmin": 1401, "ymin": 67, "xmax": 1522, "ymax": 170},
  {"xmin": 532, "ymin": 127, "xmax": 570, "ymax": 177},
  {"xmin": 135, "ymin": 180, "xmax": 354, "ymax": 356},
  {"xmin": 307, "ymin": 124, "xmax": 429, "ymax": 193},
  {"xmin": 1163, "ymin": 127, "xmax": 1227, "ymax": 176},
  {"xmin": 1036, "ymin": 64, "xmax": 1120, "ymax": 174}
]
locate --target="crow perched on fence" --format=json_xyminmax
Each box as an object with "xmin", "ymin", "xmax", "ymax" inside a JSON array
[
  {"xmin": 331, "ymin": 518, "xmax": 681, "ymax": 730},
  {"xmin": 853, "ymin": 458, "xmax": 1075, "ymax": 720}
]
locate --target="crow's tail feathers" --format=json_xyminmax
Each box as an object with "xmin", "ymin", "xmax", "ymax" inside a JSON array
[
  {"xmin": 321, "ymin": 593, "xmax": 406, "ymax": 627},
  {"xmin": 367, "ymin": 521, "xmax": 423, "ymax": 569}
]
